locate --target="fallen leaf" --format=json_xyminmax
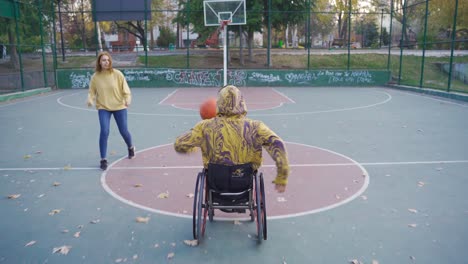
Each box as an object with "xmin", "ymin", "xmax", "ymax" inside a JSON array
[
  {"xmin": 52, "ymin": 245, "xmax": 72, "ymax": 255},
  {"xmin": 186, "ymin": 193, "xmax": 194, "ymax": 198},
  {"xmin": 418, "ymin": 181, "xmax": 425, "ymax": 187},
  {"xmin": 408, "ymin": 223, "xmax": 418, "ymax": 228},
  {"xmin": 277, "ymin": 197, "xmax": 287, "ymax": 202},
  {"xmin": 48, "ymin": 209, "xmax": 61, "ymax": 215},
  {"xmin": 24, "ymin": 154, "xmax": 32, "ymax": 159},
  {"xmin": 408, "ymin": 208, "xmax": 418, "ymax": 214},
  {"xmin": 158, "ymin": 191, "xmax": 169, "ymax": 199},
  {"xmin": 183, "ymin": 240, "xmax": 198, "ymax": 247},
  {"xmin": 7, "ymin": 194, "xmax": 21, "ymax": 199},
  {"xmin": 136, "ymin": 216, "xmax": 150, "ymax": 223},
  {"xmin": 25, "ymin": 241, "xmax": 36, "ymax": 247},
  {"xmin": 90, "ymin": 219, "xmax": 100, "ymax": 224},
  {"xmin": 52, "ymin": 182, "xmax": 61, "ymax": 187},
  {"xmin": 73, "ymin": 231, "xmax": 80, "ymax": 238},
  {"xmin": 134, "ymin": 183, "xmax": 143, "ymax": 188},
  {"xmin": 35, "ymin": 151, "xmax": 42, "ymax": 154},
  {"xmin": 167, "ymin": 252, "xmax": 175, "ymax": 259},
  {"xmin": 410, "ymin": 256, "xmax": 416, "ymax": 261}
]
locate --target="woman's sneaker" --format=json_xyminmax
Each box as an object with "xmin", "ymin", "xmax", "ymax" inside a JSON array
[
  {"xmin": 128, "ymin": 146, "xmax": 135, "ymax": 159},
  {"xmin": 100, "ymin": 159, "xmax": 108, "ymax": 170}
]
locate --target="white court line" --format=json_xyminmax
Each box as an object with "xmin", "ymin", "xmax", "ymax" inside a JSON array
[
  {"xmin": 388, "ymin": 88, "xmax": 468, "ymax": 107},
  {"xmin": 56, "ymin": 90, "xmax": 393, "ymax": 117},
  {"xmin": 158, "ymin": 89, "xmax": 178, "ymax": 104},
  {"xmin": 273, "ymin": 88, "xmax": 296, "ymax": 103},
  {"xmin": 2, "ymin": 159, "xmax": 468, "ymax": 171},
  {"xmin": 0, "ymin": 91, "xmax": 65, "ymax": 108}
]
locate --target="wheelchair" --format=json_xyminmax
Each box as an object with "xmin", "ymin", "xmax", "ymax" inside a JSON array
[{"xmin": 192, "ymin": 163, "xmax": 267, "ymax": 243}]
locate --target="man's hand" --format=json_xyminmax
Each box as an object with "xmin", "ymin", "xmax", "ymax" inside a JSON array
[{"xmin": 274, "ymin": 184, "xmax": 286, "ymax": 193}]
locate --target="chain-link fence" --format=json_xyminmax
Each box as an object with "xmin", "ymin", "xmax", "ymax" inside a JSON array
[{"xmin": 0, "ymin": 0, "xmax": 467, "ymax": 94}]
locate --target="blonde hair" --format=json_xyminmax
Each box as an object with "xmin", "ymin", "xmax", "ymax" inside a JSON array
[{"xmin": 95, "ymin": 51, "xmax": 113, "ymax": 72}]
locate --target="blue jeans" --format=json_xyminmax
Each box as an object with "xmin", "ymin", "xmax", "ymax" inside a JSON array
[{"xmin": 98, "ymin": 109, "xmax": 133, "ymax": 159}]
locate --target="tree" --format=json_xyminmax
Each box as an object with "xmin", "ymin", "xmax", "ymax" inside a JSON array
[{"xmin": 113, "ymin": 0, "xmax": 164, "ymax": 51}]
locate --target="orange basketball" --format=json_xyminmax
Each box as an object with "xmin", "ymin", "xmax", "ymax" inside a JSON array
[{"xmin": 199, "ymin": 97, "xmax": 217, "ymax": 120}]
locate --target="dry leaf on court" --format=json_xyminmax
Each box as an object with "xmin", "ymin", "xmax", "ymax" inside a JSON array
[
  {"xmin": 167, "ymin": 252, "xmax": 175, "ymax": 259},
  {"xmin": 408, "ymin": 208, "xmax": 418, "ymax": 214},
  {"xmin": 136, "ymin": 216, "xmax": 150, "ymax": 223},
  {"xmin": 73, "ymin": 231, "xmax": 81, "ymax": 238},
  {"xmin": 408, "ymin": 223, "xmax": 418, "ymax": 228},
  {"xmin": 418, "ymin": 181, "xmax": 425, "ymax": 187},
  {"xmin": 7, "ymin": 194, "xmax": 21, "ymax": 199},
  {"xmin": 186, "ymin": 193, "xmax": 194, "ymax": 198},
  {"xmin": 52, "ymin": 182, "xmax": 61, "ymax": 187},
  {"xmin": 52, "ymin": 245, "xmax": 72, "ymax": 255},
  {"xmin": 157, "ymin": 191, "xmax": 169, "ymax": 199},
  {"xmin": 183, "ymin": 239, "xmax": 198, "ymax": 247},
  {"xmin": 277, "ymin": 197, "xmax": 287, "ymax": 202},
  {"xmin": 48, "ymin": 209, "xmax": 61, "ymax": 215},
  {"xmin": 25, "ymin": 241, "xmax": 36, "ymax": 247},
  {"xmin": 24, "ymin": 154, "xmax": 32, "ymax": 159},
  {"xmin": 134, "ymin": 183, "xmax": 143, "ymax": 188}
]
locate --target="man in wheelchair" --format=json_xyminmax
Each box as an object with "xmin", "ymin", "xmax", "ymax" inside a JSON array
[{"xmin": 174, "ymin": 85, "xmax": 290, "ymax": 193}]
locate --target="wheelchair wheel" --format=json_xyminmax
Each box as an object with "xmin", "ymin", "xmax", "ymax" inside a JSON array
[
  {"xmin": 254, "ymin": 173, "xmax": 263, "ymax": 243},
  {"xmin": 193, "ymin": 172, "xmax": 207, "ymax": 241},
  {"xmin": 259, "ymin": 173, "xmax": 267, "ymax": 240}
]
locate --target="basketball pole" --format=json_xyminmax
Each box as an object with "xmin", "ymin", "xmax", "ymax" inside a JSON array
[{"xmin": 222, "ymin": 22, "xmax": 228, "ymax": 86}]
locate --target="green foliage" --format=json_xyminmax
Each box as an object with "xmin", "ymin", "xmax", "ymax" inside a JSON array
[{"xmin": 157, "ymin": 26, "xmax": 176, "ymax": 48}]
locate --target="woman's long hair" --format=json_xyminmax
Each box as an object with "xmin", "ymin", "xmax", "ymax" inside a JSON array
[{"xmin": 95, "ymin": 51, "xmax": 113, "ymax": 72}]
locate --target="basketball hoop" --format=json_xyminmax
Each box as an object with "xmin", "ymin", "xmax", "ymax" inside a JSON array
[{"xmin": 219, "ymin": 20, "xmax": 231, "ymax": 31}]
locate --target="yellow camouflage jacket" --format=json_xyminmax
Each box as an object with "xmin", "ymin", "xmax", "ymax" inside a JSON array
[{"xmin": 174, "ymin": 85, "xmax": 289, "ymax": 185}]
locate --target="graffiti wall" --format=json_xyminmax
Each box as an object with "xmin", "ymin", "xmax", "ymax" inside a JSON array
[{"xmin": 57, "ymin": 68, "xmax": 391, "ymax": 89}]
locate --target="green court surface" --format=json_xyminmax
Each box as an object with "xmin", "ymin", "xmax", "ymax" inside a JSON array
[{"xmin": 1, "ymin": 87, "xmax": 468, "ymax": 264}]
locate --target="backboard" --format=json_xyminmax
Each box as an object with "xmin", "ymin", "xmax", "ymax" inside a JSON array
[{"xmin": 203, "ymin": 0, "xmax": 246, "ymax": 26}]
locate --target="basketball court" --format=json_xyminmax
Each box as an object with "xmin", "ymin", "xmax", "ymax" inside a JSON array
[{"xmin": 1, "ymin": 86, "xmax": 468, "ymax": 263}]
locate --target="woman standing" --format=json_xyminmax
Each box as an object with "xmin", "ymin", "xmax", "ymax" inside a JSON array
[{"xmin": 87, "ymin": 51, "xmax": 135, "ymax": 170}]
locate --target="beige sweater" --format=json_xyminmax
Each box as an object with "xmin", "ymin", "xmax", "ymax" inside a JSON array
[{"xmin": 87, "ymin": 69, "xmax": 131, "ymax": 111}]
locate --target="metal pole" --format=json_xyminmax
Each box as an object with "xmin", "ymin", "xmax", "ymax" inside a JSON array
[
  {"xmin": 307, "ymin": 0, "xmax": 311, "ymax": 69},
  {"xmin": 144, "ymin": 0, "xmax": 148, "ymax": 67},
  {"xmin": 346, "ymin": 0, "xmax": 351, "ymax": 71},
  {"xmin": 380, "ymin": 9, "xmax": 383, "ymax": 48},
  {"xmin": 14, "ymin": 0, "xmax": 25, "ymax": 91},
  {"xmin": 447, "ymin": 0, "xmax": 458, "ymax": 92},
  {"xmin": 38, "ymin": 0, "xmax": 48, "ymax": 87},
  {"xmin": 387, "ymin": 0, "xmax": 394, "ymax": 71},
  {"xmin": 223, "ymin": 25, "xmax": 227, "ymax": 86},
  {"xmin": 267, "ymin": 0, "xmax": 271, "ymax": 68},
  {"xmin": 186, "ymin": 0, "xmax": 190, "ymax": 68},
  {"xmin": 419, "ymin": 0, "xmax": 429, "ymax": 88},
  {"xmin": 57, "ymin": 0, "xmax": 65, "ymax": 61},
  {"xmin": 397, "ymin": 0, "xmax": 408, "ymax": 85}
]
